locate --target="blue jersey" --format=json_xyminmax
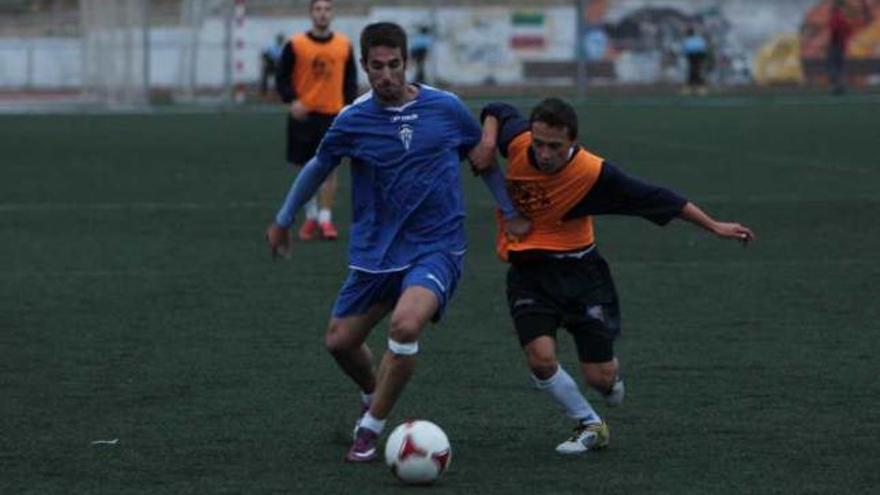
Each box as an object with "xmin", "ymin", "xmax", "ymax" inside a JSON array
[{"xmin": 315, "ymin": 85, "xmax": 482, "ymax": 272}]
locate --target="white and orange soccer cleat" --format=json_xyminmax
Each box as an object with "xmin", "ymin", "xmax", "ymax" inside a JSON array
[{"xmin": 555, "ymin": 421, "xmax": 610, "ymax": 455}]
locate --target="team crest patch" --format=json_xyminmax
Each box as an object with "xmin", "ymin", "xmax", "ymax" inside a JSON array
[{"xmin": 398, "ymin": 124, "xmax": 413, "ymax": 150}]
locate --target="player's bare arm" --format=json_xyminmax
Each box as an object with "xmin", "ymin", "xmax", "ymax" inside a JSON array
[
  {"xmin": 504, "ymin": 215, "xmax": 532, "ymax": 238},
  {"xmin": 679, "ymin": 202, "xmax": 755, "ymax": 244},
  {"xmin": 265, "ymin": 223, "xmax": 293, "ymax": 259},
  {"xmin": 468, "ymin": 115, "xmax": 499, "ymax": 172}
]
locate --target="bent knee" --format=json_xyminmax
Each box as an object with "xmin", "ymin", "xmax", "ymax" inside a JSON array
[
  {"xmin": 324, "ymin": 321, "xmax": 359, "ymax": 354},
  {"xmin": 524, "ymin": 339, "xmax": 558, "ymax": 380},
  {"xmin": 526, "ymin": 354, "xmax": 558, "ymax": 380},
  {"xmin": 388, "ymin": 313, "xmax": 424, "ymax": 343}
]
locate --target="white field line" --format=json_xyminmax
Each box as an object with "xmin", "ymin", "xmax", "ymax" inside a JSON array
[
  {"xmin": 0, "ymin": 200, "xmax": 273, "ymax": 213},
  {"xmin": 0, "ymin": 269, "xmax": 187, "ymax": 279},
  {"xmin": 2, "ymin": 94, "xmax": 880, "ymax": 116},
  {"xmin": 471, "ymin": 193, "xmax": 880, "ymax": 210},
  {"xmin": 611, "ymin": 134, "xmax": 879, "ymax": 176},
  {"xmin": 463, "ymin": 258, "xmax": 880, "ymax": 276},
  {"xmin": 4, "ymin": 191, "xmax": 877, "ymax": 216},
  {"xmin": 3, "ymin": 258, "xmax": 877, "ymax": 280}
]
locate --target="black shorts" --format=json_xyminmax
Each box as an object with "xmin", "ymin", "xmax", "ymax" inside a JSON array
[
  {"xmin": 506, "ymin": 249, "xmax": 621, "ymax": 363},
  {"xmin": 286, "ymin": 113, "xmax": 335, "ymax": 165}
]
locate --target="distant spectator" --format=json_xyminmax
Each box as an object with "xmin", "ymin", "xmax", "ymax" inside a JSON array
[
  {"xmin": 260, "ymin": 34, "xmax": 286, "ymax": 97},
  {"xmin": 682, "ymin": 27, "xmax": 708, "ymax": 95},
  {"xmin": 274, "ymin": 0, "xmax": 357, "ymax": 240},
  {"xmin": 410, "ymin": 25, "xmax": 433, "ymax": 84},
  {"xmin": 828, "ymin": 0, "xmax": 854, "ymax": 94}
]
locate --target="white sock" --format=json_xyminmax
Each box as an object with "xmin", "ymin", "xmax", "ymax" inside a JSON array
[
  {"xmin": 360, "ymin": 391, "xmax": 373, "ymax": 407},
  {"xmin": 318, "ymin": 208, "xmax": 332, "ymax": 224},
  {"xmin": 532, "ymin": 366, "xmax": 601, "ymax": 425},
  {"xmin": 359, "ymin": 412, "xmax": 386, "ymax": 434},
  {"xmin": 304, "ymin": 197, "xmax": 319, "ymax": 220}
]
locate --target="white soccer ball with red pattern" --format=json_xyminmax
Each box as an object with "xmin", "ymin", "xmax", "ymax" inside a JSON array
[{"xmin": 384, "ymin": 420, "xmax": 452, "ymax": 485}]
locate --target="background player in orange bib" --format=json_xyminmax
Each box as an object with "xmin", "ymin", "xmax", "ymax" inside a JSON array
[
  {"xmin": 276, "ymin": 0, "xmax": 357, "ymax": 240},
  {"xmin": 473, "ymin": 97, "xmax": 755, "ymax": 455}
]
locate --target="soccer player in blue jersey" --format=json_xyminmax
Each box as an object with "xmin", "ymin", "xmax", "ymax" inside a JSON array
[{"xmin": 265, "ymin": 22, "xmax": 529, "ymax": 463}]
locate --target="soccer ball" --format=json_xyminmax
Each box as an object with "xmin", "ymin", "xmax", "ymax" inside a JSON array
[{"xmin": 384, "ymin": 420, "xmax": 452, "ymax": 485}]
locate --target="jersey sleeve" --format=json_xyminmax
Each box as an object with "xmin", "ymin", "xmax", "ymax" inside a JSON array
[
  {"xmin": 480, "ymin": 102, "xmax": 530, "ymax": 158},
  {"xmin": 563, "ymin": 160, "xmax": 688, "ymax": 225},
  {"xmin": 275, "ymin": 41, "xmax": 295, "ymax": 103},
  {"xmin": 448, "ymin": 95, "xmax": 482, "ymax": 157},
  {"xmin": 274, "ymin": 155, "xmax": 338, "ymax": 227}
]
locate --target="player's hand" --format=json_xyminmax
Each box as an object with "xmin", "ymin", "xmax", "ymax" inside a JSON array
[
  {"xmin": 467, "ymin": 141, "xmax": 497, "ymax": 174},
  {"xmin": 289, "ymin": 100, "xmax": 308, "ymax": 121},
  {"xmin": 505, "ymin": 214, "xmax": 532, "ymax": 239},
  {"xmin": 265, "ymin": 223, "xmax": 293, "ymax": 260},
  {"xmin": 713, "ymin": 222, "xmax": 755, "ymax": 245}
]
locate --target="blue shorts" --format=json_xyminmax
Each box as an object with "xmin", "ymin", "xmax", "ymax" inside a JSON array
[{"xmin": 332, "ymin": 251, "xmax": 464, "ymax": 322}]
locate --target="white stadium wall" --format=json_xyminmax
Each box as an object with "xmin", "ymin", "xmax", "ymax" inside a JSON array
[{"xmin": 1, "ymin": 0, "xmax": 876, "ymax": 90}]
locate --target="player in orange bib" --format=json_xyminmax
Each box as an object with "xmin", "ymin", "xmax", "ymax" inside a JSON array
[
  {"xmin": 472, "ymin": 98, "xmax": 755, "ymax": 455},
  {"xmin": 276, "ymin": 0, "xmax": 357, "ymax": 241}
]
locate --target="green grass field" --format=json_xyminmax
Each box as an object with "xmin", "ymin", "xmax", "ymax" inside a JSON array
[{"xmin": 2, "ymin": 96, "xmax": 879, "ymax": 494}]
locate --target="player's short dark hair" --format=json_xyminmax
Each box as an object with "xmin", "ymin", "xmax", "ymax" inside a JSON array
[
  {"xmin": 310, "ymin": 0, "xmax": 330, "ymax": 7},
  {"xmin": 530, "ymin": 97, "xmax": 578, "ymax": 140},
  {"xmin": 360, "ymin": 22, "xmax": 408, "ymax": 62}
]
